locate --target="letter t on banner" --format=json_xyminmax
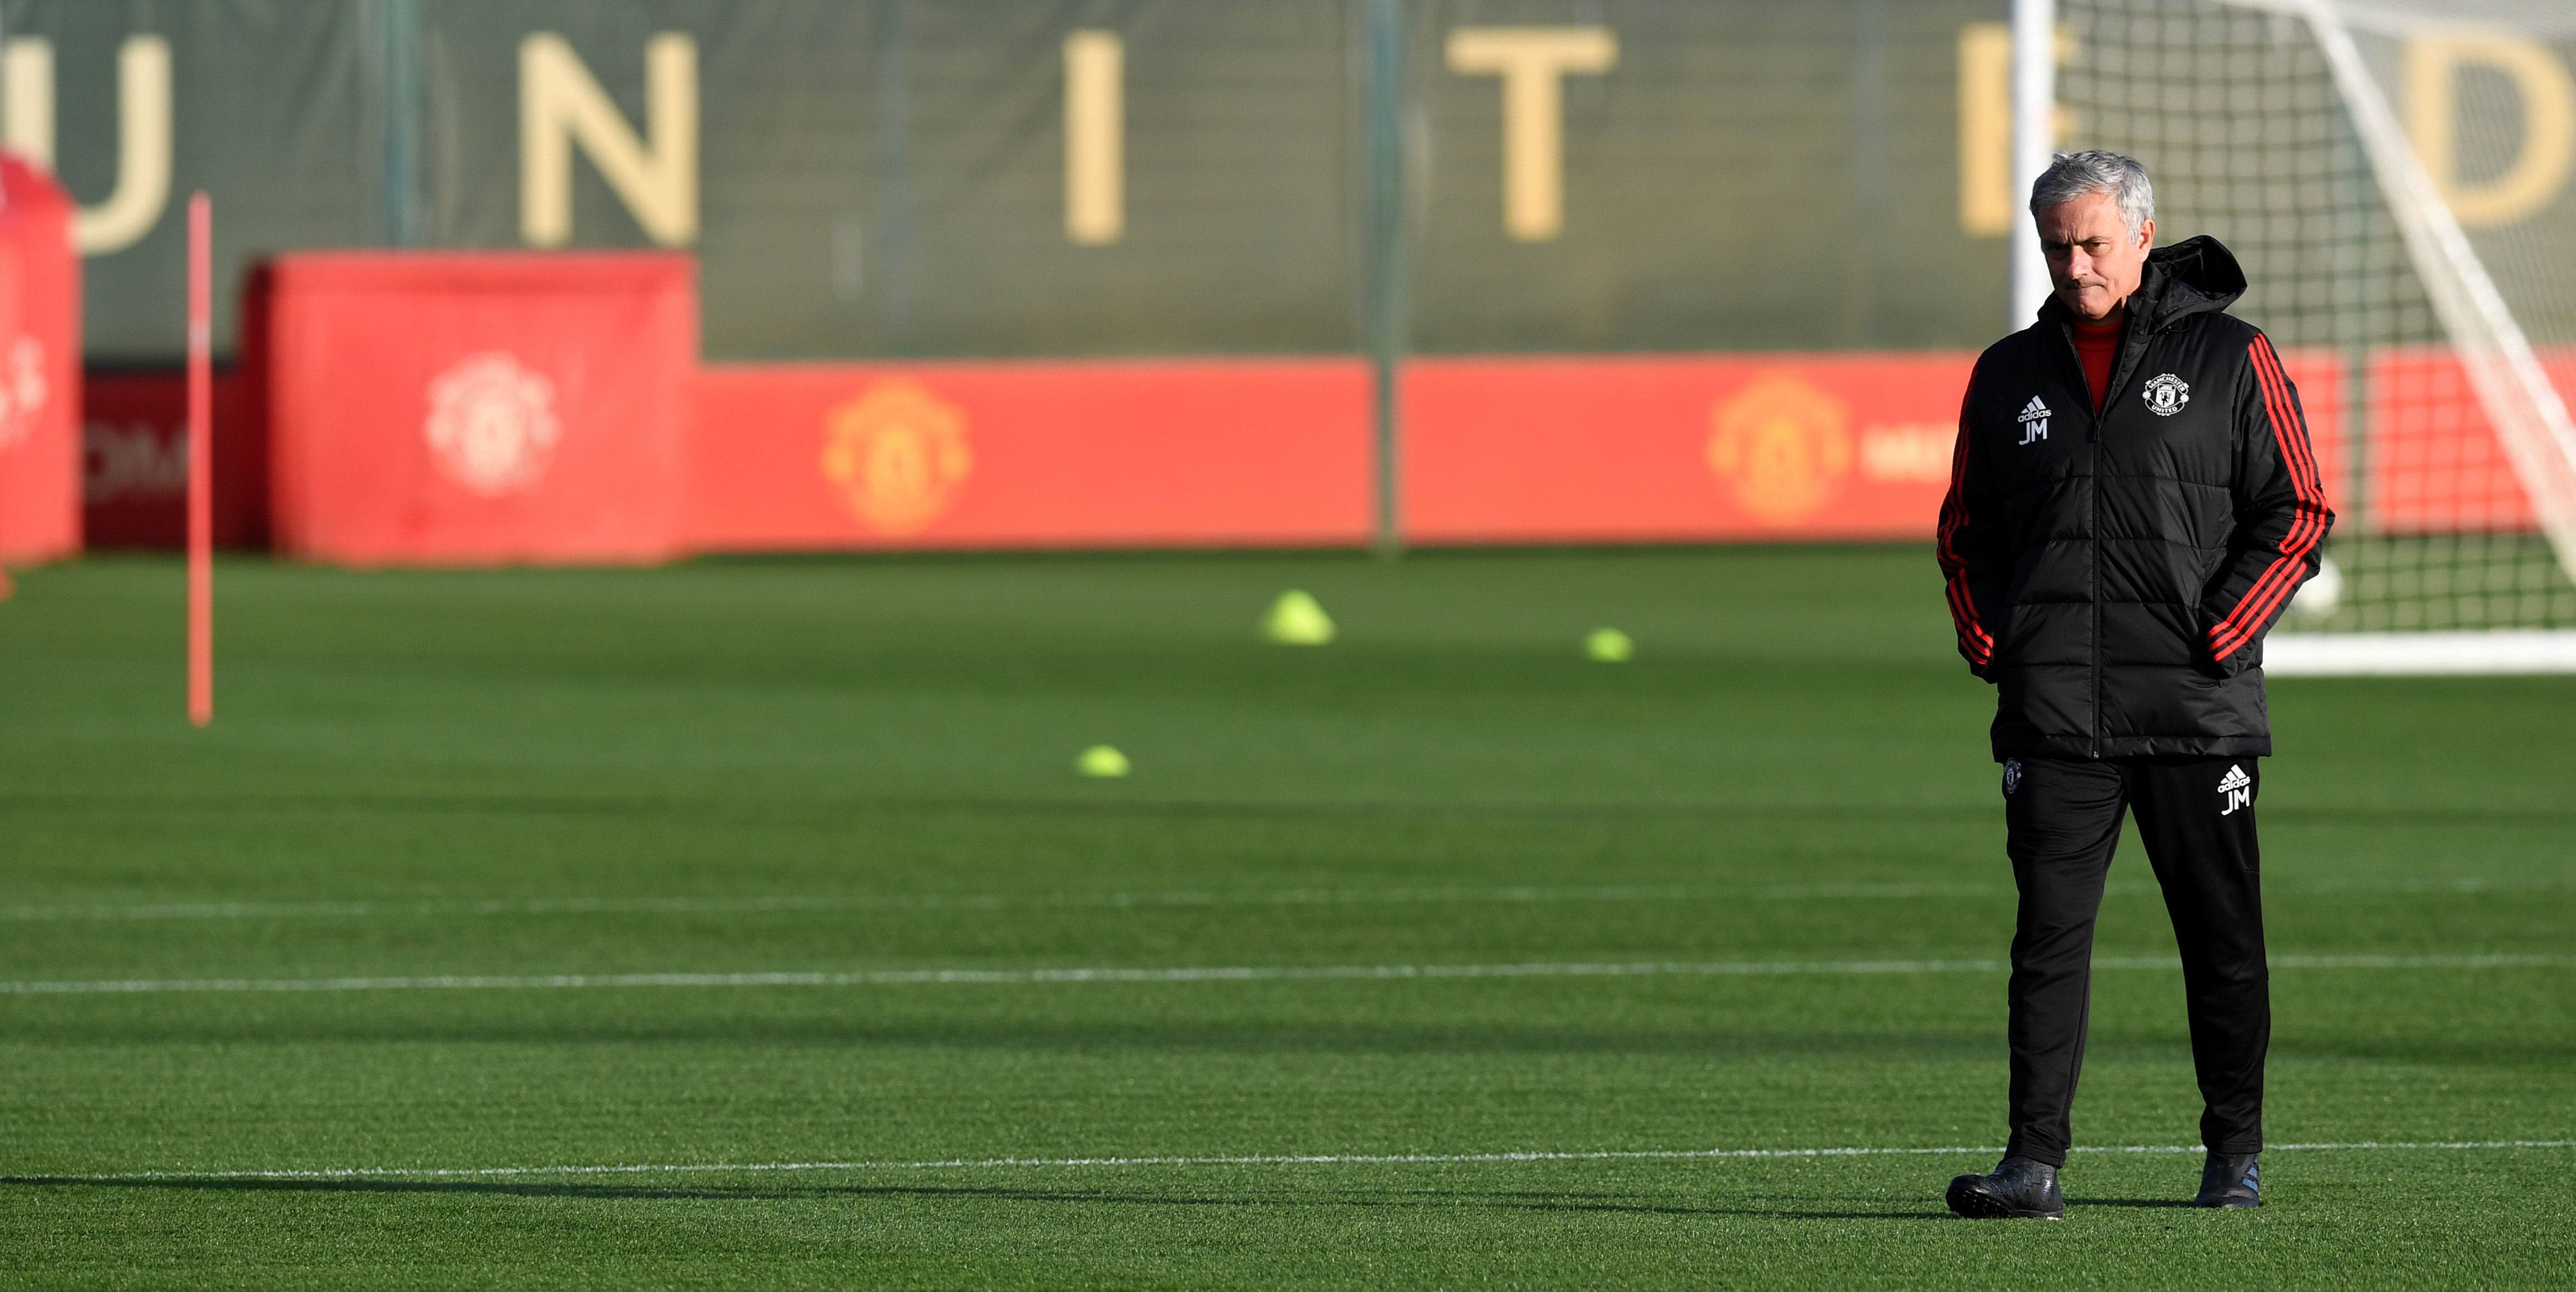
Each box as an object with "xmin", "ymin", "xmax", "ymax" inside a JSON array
[
  {"xmin": 187, "ymin": 191, "xmax": 211, "ymax": 728},
  {"xmin": 1446, "ymin": 27, "xmax": 1617, "ymax": 241}
]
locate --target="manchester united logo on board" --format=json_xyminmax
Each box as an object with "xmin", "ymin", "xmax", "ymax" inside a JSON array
[
  {"xmin": 2142, "ymin": 372, "xmax": 2191, "ymax": 417},
  {"xmin": 819, "ymin": 380, "xmax": 973, "ymax": 534},
  {"xmin": 0, "ymin": 337, "xmax": 49, "ymax": 453},
  {"xmin": 1705, "ymin": 372, "xmax": 1853, "ymax": 526},
  {"xmin": 423, "ymin": 351, "xmax": 561, "ymax": 496}
]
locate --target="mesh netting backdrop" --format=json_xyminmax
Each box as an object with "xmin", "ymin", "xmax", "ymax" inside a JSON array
[
  {"xmin": 2061, "ymin": 0, "xmax": 2576, "ymax": 631},
  {"xmin": 17, "ymin": 0, "xmax": 2004, "ymax": 362}
]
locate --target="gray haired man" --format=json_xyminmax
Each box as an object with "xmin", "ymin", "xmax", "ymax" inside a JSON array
[{"xmin": 1936, "ymin": 149, "xmax": 2333, "ymax": 1218}]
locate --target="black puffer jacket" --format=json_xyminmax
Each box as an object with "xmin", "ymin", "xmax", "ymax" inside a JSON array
[{"xmin": 1938, "ymin": 236, "xmax": 2333, "ymax": 760}]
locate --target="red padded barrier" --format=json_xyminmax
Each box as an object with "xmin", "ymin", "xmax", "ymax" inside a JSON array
[
  {"xmin": 689, "ymin": 360, "xmax": 1373, "ymax": 550},
  {"xmin": 0, "ymin": 156, "xmax": 80, "ymax": 563},
  {"xmin": 257, "ymin": 252, "xmax": 694, "ymax": 565}
]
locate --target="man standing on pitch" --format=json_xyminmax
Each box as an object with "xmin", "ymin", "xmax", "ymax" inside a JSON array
[{"xmin": 1936, "ymin": 150, "xmax": 2332, "ymax": 1219}]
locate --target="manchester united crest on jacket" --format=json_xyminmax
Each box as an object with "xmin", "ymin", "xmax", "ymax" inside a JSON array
[
  {"xmin": 2142, "ymin": 373, "xmax": 2190, "ymax": 416},
  {"xmin": 1935, "ymin": 236, "xmax": 2334, "ymax": 760}
]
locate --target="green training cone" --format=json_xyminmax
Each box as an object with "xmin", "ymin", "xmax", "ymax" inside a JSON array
[
  {"xmin": 1262, "ymin": 590, "xmax": 1336, "ymax": 645},
  {"xmin": 1585, "ymin": 627, "xmax": 1635, "ymax": 662},
  {"xmin": 1075, "ymin": 745, "xmax": 1131, "ymax": 778}
]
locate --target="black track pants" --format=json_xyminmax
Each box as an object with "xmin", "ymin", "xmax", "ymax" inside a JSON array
[{"xmin": 2000, "ymin": 755, "xmax": 2269, "ymax": 1168}]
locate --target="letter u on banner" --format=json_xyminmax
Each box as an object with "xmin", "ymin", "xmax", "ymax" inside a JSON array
[{"xmin": 1, "ymin": 35, "xmax": 172, "ymax": 256}]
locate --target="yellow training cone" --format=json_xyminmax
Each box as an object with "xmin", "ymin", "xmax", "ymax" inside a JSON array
[
  {"xmin": 1585, "ymin": 627, "xmax": 1634, "ymax": 662},
  {"xmin": 1262, "ymin": 590, "xmax": 1336, "ymax": 645}
]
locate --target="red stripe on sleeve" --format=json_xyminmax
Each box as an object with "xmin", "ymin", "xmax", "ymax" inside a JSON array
[
  {"xmin": 2210, "ymin": 348, "xmax": 2321, "ymax": 655},
  {"xmin": 2210, "ymin": 342, "xmax": 2323, "ymax": 655},
  {"xmin": 2217, "ymin": 346, "xmax": 2321, "ymax": 632},
  {"xmin": 1935, "ymin": 404, "xmax": 1994, "ymax": 666},
  {"xmin": 2209, "ymin": 336, "xmax": 2330, "ymax": 658}
]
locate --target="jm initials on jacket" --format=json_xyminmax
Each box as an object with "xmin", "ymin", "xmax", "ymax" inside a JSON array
[{"xmin": 1937, "ymin": 236, "xmax": 2334, "ymax": 760}]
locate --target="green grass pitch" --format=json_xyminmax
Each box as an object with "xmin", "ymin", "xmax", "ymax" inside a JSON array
[{"xmin": 1, "ymin": 547, "xmax": 2569, "ymax": 1288}]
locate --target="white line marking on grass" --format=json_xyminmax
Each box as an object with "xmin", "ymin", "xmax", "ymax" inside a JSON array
[
  {"xmin": 2, "ymin": 953, "xmax": 2566, "ymax": 996},
  {"xmin": 4, "ymin": 875, "xmax": 2564, "ymax": 923},
  {"xmin": 6, "ymin": 1139, "xmax": 2568, "ymax": 1186}
]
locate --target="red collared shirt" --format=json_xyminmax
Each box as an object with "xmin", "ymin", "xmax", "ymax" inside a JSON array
[{"xmin": 2072, "ymin": 316, "xmax": 2121, "ymax": 413}]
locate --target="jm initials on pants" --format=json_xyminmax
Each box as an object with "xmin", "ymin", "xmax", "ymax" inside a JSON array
[{"xmin": 2000, "ymin": 755, "xmax": 2269, "ymax": 1168}]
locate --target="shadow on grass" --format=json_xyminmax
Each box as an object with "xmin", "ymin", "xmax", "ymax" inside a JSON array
[
  {"xmin": 2, "ymin": 787, "xmax": 2558, "ymax": 829},
  {"xmin": 0, "ymin": 1174, "xmax": 1955, "ymax": 1222},
  {"xmin": 0, "ymin": 789, "xmax": 2010, "ymax": 827},
  {"xmin": 0, "ymin": 1010, "xmax": 2012, "ymax": 1056},
  {"xmin": 23, "ymin": 1015, "xmax": 2568, "ymax": 1070}
]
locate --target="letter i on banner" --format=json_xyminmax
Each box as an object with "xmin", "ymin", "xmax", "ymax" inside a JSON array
[{"xmin": 187, "ymin": 191, "xmax": 211, "ymax": 727}]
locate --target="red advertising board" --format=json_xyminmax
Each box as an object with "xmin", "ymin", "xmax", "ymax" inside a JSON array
[
  {"xmin": 1403, "ymin": 354, "xmax": 1976, "ymax": 543},
  {"xmin": 690, "ymin": 359, "xmax": 1373, "ymax": 550},
  {"xmin": 0, "ymin": 155, "xmax": 80, "ymax": 564},
  {"xmin": 1403, "ymin": 349, "xmax": 2348, "ymax": 544},
  {"xmin": 83, "ymin": 370, "xmax": 260, "ymax": 548},
  {"xmin": 117, "ymin": 265, "xmax": 2380, "ymax": 561},
  {"xmin": 257, "ymin": 252, "xmax": 694, "ymax": 565},
  {"xmin": 2363, "ymin": 346, "xmax": 2576, "ymax": 534}
]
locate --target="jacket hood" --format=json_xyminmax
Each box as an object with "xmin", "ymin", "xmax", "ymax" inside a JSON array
[{"xmin": 2038, "ymin": 234, "xmax": 2246, "ymax": 332}]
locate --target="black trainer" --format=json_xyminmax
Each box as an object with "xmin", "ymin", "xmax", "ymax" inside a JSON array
[
  {"xmin": 1946, "ymin": 1155, "xmax": 2066, "ymax": 1220},
  {"xmin": 2194, "ymin": 1151, "xmax": 2261, "ymax": 1208}
]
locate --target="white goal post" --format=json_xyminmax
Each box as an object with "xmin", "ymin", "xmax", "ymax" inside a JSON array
[{"xmin": 2016, "ymin": 0, "xmax": 2576, "ymax": 674}]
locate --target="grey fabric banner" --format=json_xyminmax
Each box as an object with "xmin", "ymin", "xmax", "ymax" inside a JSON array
[{"xmin": 12, "ymin": 0, "xmax": 2036, "ymax": 364}]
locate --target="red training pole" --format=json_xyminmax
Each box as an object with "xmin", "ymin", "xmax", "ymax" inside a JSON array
[{"xmin": 186, "ymin": 192, "xmax": 212, "ymax": 727}]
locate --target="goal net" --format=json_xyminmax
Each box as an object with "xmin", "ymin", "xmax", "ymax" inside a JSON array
[{"xmin": 2052, "ymin": 0, "xmax": 2576, "ymax": 673}]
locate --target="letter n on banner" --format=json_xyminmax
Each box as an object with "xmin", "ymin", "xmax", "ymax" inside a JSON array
[{"xmin": 520, "ymin": 33, "xmax": 698, "ymax": 246}]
